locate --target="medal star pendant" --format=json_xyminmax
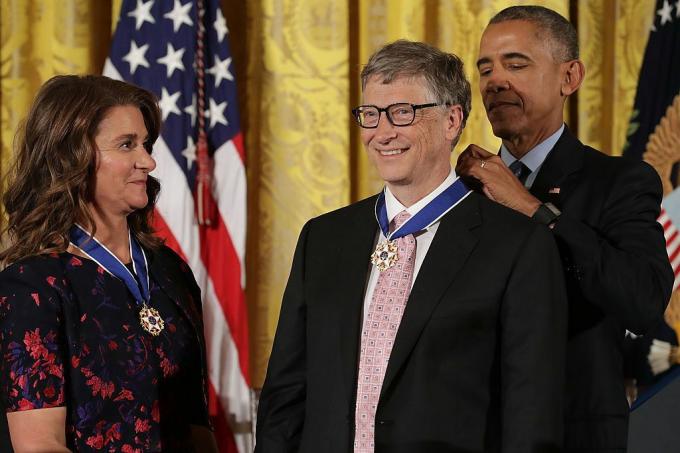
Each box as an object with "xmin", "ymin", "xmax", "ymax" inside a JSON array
[
  {"xmin": 139, "ymin": 304, "xmax": 165, "ymax": 336},
  {"xmin": 371, "ymin": 240, "xmax": 399, "ymax": 272}
]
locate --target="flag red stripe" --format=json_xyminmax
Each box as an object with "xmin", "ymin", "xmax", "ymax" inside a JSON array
[
  {"xmin": 152, "ymin": 211, "xmax": 189, "ymax": 263},
  {"xmin": 666, "ymin": 229, "xmax": 678, "ymax": 246},
  {"xmin": 662, "ymin": 218, "xmax": 672, "ymax": 231},
  {"xmin": 669, "ymin": 242, "xmax": 680, "ymax": 263},
  {"xmin": 230, "ymin": 132, "xmax": 245, "ymax": 163},
  {"xmin": 209, "ymin": 382, "xmax": 240, "ymax": 452},
  {"xmin": 199, "ymin": 207, "xmax": 251, "ymax": 384}
]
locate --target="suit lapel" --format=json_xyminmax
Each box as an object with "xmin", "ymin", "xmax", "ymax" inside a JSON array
[
  {"xmin": 380, "ymin": 194, "xmax": 481, "ymax": 399},
  {"xmin": 335, "ymin": 197, "xmax": 381, "ymax": 405},
  {"xmin": 530, "ymin": 126, "xmax": 584, "ymax": 205}
]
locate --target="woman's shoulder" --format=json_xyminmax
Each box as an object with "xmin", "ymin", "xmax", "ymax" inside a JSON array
[
  {"xmin": 0, "ymin": 253, "xmax": 67, "ymax": 288},
  {"xmin": 147, "ymin": 245, "xmax": 201, "ymax": 299},
  {"xmin": 148, "ymin": 245, "xmax": 193, "ymax": 276},
  {"xmin": 0, "ymin": 253, "xmax": 72, "ymax": 318},
  {"xmin": 151, "ymin": 244, "xmax": 184, "ymax": 263}
]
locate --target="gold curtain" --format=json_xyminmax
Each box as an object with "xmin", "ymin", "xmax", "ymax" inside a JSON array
[
  {"xmin": 0, "ymin": 0, "xmax": 655, "ymax": 388},
  {"xmin": 577, "ymin": 0, "xmax": 656, "ymax": 154},
  {"xmin": 0, "ymin": 0, "xmax": 112, "ymax": 174}
]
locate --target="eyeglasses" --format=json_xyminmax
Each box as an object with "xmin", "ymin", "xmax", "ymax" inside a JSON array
[{"xmin": 351, "ymin": 102, "xmax": 443, "ymax": 128}]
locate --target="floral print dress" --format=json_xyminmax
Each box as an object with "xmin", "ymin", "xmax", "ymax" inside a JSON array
[{"xmin": 0, "ymin": 246, "xmax": 210, "ymax": 452}]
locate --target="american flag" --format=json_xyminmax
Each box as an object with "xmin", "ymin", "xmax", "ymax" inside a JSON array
[
  {"xmin": 103, "ymin": 0, "xmax": 251, "ymax": 451},
  {"xmin": 660, "ymin": 189, "xmax": 680, "ymax": 291}
]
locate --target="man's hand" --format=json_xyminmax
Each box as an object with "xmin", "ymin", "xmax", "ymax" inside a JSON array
[{"xmin": 456, "ymin": 144, "xmax": 542, "ymax": 217}]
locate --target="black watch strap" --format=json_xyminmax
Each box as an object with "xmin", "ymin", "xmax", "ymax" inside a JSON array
[{"xmin": 532, "ymin": 202, "xmax": 561, "ymax": 226}]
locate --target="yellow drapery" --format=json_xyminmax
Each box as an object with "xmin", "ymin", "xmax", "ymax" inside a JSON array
[{"xmin": 0, "ymin": 0, "xmax": 655, "ymax": 387}]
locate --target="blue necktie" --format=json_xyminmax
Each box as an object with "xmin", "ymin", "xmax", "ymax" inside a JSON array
[{"xmin": 509, "ymin": 160, "xmax": 531, "ymax": 185}]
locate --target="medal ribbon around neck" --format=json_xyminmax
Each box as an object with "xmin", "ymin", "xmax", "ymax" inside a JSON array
[
  {"xmin": 371, "ymin": 177, "xmax": 472, "ymax": 271},
  {"xmin": 69, "ymin": 224, "xmax": 164, "ymax": 335}
]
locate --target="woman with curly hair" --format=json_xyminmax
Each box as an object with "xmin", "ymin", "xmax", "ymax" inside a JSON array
[{"xmin": 0, "ymin": 75, "xmax": 217, "ymax": 452}]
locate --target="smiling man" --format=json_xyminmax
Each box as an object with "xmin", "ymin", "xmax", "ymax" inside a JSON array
[
  {"xmin": 456, "ymin": 6, "xmax": 674, "ymax": 452},
  {"xmin": 256, "ymin": 40, "xmax": 567, "ymax": 453}
]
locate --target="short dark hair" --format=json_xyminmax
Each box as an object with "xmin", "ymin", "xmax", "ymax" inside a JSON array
[
  {"xmin": 1, "ymin": 75, "xmax": 163, "ymax": 266},
  {"xmin": 360, "ymin": 39, "xmax": 471, "ymax": 128},
  {"xmin": 489, "ymin": 5, "xmax": 578, "ymax": 62}
]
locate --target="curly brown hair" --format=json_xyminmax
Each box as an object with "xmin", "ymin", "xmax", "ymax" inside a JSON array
[{"xmin": 1, "ymin": 74, "xmax": 163, "ymax": 267}]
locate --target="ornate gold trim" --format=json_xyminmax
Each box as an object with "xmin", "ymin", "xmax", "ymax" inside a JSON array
[{"xmin": 643, "ymin": 94, "xmax": 680, "ymax": 341}]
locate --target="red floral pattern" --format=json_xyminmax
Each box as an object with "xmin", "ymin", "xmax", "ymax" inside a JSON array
[{"xmin": 0, "ymin": 249, "xmax": 209, "ymax": 451}]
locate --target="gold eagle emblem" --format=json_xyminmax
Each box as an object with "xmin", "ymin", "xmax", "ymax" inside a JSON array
[{"xmin": 643, "ymin": 94, "xmax": 680, "ymax": 345}]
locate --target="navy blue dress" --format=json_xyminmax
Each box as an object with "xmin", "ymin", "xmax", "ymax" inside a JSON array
[{"xmin": 0, "ymin": 246, "xmax": 210, "ymax": 452}]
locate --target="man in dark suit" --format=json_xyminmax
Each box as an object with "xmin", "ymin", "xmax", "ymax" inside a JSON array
[
  {"xmin": 456, "ymin": 6, "xmax": 674, "ymax": 452},
  {"xmin": 256, "ymin": 40, "xmax": 567, "ymax": 453}
]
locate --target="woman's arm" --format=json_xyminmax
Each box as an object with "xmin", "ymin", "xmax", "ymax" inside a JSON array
[
  {"xmin": 7, "ymin": 407, "xmax": 70, "ymax": 452},
  {"xmin": 1, "ymin": 259, "xmax": 69, "ymax": 452}
]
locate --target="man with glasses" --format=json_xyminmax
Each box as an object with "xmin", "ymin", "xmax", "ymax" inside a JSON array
[{"xmin": 256, "ymin": 40, "xmax": 567, "ymax": 453}]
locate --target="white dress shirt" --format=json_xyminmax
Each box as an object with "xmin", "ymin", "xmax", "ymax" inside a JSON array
[
  {"xmin": 361, "ymin": 168, "xmax": 459, "ymax": 328},
  {"xmin": 499, "ymin": 123, "xmax": 564, "ymax": 188}
]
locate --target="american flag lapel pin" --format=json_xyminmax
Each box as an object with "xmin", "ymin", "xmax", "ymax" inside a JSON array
[{"xmin": 548, "ymin": 187, "xmax": 561, "ymax": 194}]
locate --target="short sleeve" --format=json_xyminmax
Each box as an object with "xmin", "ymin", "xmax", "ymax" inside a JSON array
[{"xmin": 0, "ymin": 259, "xmax": 66, "ymax": 411}]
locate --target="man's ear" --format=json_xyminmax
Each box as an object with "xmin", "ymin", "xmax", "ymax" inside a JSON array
[
  {"xmin": 445, "ymin": 104, "xmax": 464, "ymax": 142},
  {"xmin": 560, "ymin": 59, "xmax": 585, "ymax": 96}
]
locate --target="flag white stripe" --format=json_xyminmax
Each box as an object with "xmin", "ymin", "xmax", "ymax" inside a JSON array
[
  {"xmin": 666, "ymin": 229, "xmax": 680, "ymax": 254},
  {"xmin": 664, "ymin": 223, "xmax": 677, "ymax": 242},
  {"xmin": 203, "ymin": 283, "xmax": 253, "ymax": 453},
  {"xmin": 213, "ymin": 140, "xmax": 247, "ymax": 287},
  {"xmin": 671, "ymin": 252, "xmax": 680, "ymax": 271},
  {"xmin": 103, "ymin": 59, "xmax": 123, "ymax": 81}
]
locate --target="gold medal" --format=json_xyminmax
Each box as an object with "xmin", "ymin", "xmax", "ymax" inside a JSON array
[
  {"xmin": 139, "ymin": 303, "xmax": 165, "ymax": 336},
  {"xmin": 371, "ymin": 240, "xmax": 399, "ymax": 272}
]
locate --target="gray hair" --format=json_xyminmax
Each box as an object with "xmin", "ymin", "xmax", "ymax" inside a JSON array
[
  {"xmin": 489, "ymin": 5, "xmax": 578, "ymax": 62},
  {"xmin": 360, "ymin": 40, "xmax": 471, "ymax": 128}
]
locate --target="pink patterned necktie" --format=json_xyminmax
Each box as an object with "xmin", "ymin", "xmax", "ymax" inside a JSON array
[{"xmin": 354, "ymin": 210, "xmax": 417, "ymax": 453}]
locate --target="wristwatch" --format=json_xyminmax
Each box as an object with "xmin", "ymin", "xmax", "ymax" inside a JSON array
[{"xmin": 532, "ymin": 202, "xmax": 561, "ymax": 227}]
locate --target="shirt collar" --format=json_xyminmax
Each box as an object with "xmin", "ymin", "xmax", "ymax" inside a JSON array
[
  {"xmin": 500, "ymin": 123, "xmax": 564, "ymax": 171},
  {"xmin": 384, "ymin": 167, "xmax": 457, "ymax": 226}
]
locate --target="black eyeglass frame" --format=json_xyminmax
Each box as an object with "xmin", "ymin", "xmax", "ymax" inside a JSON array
[{"xmin": 351, "ymin": 102, "xmax": 445, "ymax": 129}]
